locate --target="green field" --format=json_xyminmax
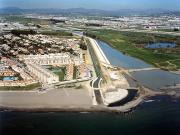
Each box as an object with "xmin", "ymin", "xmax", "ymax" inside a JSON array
[
  {"xmin": 4, "ymin": 15, "xmax": 51, "ymax": 25},
  {"xmin": 85, "ymin": 30, "xmax": 180, "ymax": 71},
  {"xmin": 47, "ymin": 66, "xmax": 66, "ymax": 81}
]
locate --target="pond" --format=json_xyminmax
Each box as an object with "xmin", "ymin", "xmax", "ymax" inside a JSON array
[{"xmin": 145, "ymin": 42, "xmax": 176, "ymax": 49}]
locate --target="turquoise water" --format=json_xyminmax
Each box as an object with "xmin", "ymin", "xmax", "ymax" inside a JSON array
[
  {"xmin": 1, "ymin": 96, "xmax": 180, "ymax": 135},
  {"xmin": 3, "ymin": 77, "xmax": 16, "ymax": 81},
  {"xmin": 145, "ymin": 42, "xmax": 176, "ymax": 49}
]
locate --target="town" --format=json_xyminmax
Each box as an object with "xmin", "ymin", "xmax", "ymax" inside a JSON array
[
  {"xmin": 0, "ymin": 12, "xmax": 180, "ymax": 111},
  {"xmin": 1, "ymin": 1, "xmax": 180, "ymax": 135},
  {"xmin": 0, "ymin": 32, "xmax": 91, "ymax": 90}
]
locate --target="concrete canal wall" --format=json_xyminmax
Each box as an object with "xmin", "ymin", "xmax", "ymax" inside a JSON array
[{"xmin": 88, "ymin": 38, "xmax": 110, "ymax": 65}]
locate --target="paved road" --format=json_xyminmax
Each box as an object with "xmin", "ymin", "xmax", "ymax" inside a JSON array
[
  {"xmin": 110, "ymin": 28, "xmax": 180, "ymax": 36},
  {"xmin": 94, "ymin": 90, "xmax": 103, "ymax": 105},
  {"xmin": 93, "ymin": 77, "xmax": 101, "ymax": 89},
  {"xmin": 91, "ymin": 77, "xmax": 104, "ymax": 105}
]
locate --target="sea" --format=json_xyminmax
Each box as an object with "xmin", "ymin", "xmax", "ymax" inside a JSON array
[{"xmin": 1, "ymin": 95, "xmax": 180, "ymax": 135}]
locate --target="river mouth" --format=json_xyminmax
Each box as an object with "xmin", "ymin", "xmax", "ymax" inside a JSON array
[
  {"xmin": 131, "ymin": 70, "xmax": 180, "ymax": 90},
  {"xmin": 108, "ymin": 89, "xmax": 138, "ymax": 107},
  {"xmin": 96, "ymin": 40, "xmax": 180, "ymax": 91}
]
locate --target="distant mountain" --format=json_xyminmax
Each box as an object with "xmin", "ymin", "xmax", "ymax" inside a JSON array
[
  {"xmin": 0, "ymin": 7, "xmax": 23, "ymax": 14},
  {"xmin": 0, "ymin": 7, "xmax": 180, "ymax": 16}
]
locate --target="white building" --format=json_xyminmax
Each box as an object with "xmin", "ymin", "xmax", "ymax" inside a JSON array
[
  {"xmin": 27, "ymin": 64, "xmax": 59, "ymax": 84},
  {"xmin": 23, "ymin": 53, "xmax": 85, "ymax": 84},
  {"xmin": 23, "ymin": 53, "xmax": 83, "ymax": 66}
]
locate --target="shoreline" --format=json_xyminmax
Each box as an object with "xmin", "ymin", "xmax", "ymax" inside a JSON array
[
  {"xmin": 0, "ymin": 88, "xmax": 166, "ymax": 113},
  {"xmin": 0, "ymin": 40, "xmax": 166, "ymax": 114},
  {"xmin": 0, "ymin": 106, "xmax": 127, "ymax": 113},
  {"xmin": 0, "ymin": 105, "xmax": 139, "ymax": 114},
  {"xmin": 0, "ymin": 36, "xmax": 178, "ymax": 114}
]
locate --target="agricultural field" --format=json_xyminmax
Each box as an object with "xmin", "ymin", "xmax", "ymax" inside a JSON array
[{"xmin": 85, "ymin": 30, "xmax": 180, "ymax": 71}]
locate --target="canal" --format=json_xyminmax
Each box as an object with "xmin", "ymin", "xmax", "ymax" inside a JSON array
[{"xmin": 96, "ymin": 40, "xmax": 180, "ymax": 91}]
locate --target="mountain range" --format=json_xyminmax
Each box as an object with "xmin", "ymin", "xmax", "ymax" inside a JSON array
[{"xmin": 0, "ymin": 7, "xmax": 180, "ymax": 16}]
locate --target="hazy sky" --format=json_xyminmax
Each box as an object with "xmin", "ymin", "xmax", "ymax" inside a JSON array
[{"xmin": 0, "ymin": 0, "xmax": 180, "ymax": 10}]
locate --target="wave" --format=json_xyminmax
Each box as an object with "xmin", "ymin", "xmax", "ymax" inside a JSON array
[
  {"xmin": 79, "ymin": 112, "xmax": 90, "ymax": 114},
  {"xmin": 145, "ymin": 100, "xmax": 155, "ymax": 103}
]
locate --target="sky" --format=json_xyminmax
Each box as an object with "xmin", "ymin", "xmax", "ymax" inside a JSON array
[{"xmin": 0, "ymin": 0, "xmax": 180, "ymax": 10}]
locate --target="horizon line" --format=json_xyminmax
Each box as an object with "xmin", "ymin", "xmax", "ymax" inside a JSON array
[{"xmin": 1, "ymin": 6, "xmax": 180, "ymax": 12}]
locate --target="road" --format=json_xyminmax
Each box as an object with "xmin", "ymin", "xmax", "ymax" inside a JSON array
[
  {"xmin": 93, "ymin": 77, "xmax": 101, "ymax": 89},
  {"xmin": 114, "ymin": 28, "xmax": 180, "ymax": 36}
]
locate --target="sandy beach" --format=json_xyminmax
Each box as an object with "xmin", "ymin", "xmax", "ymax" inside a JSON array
[
  {"xmin": 0, "ymin": 88, "xmax": 93, "ymax": 109},
  {"xmin": 0, "ymin": 85, "xmax": 164, "ymax": 113}
]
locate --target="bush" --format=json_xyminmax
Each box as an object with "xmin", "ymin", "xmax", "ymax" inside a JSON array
[
  {"xmin": 41, "ymin": 30, "xmax": 73, "ymax": 36},
  {"xmin": 11, "ymin": 29, "xmax": 36, "ymax": 36}
]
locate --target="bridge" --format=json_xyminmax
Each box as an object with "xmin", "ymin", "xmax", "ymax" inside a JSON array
[{"xmin": 100, "ymin": 62, "xmax": 159, "ymax": 73}]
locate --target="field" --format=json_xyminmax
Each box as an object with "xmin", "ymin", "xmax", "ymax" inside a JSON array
[
  {"xmin": 47, "ymin": 66, "xmax": 66, "ymax": 81},
  {"xmin": 4, "ymin": 15, "xmax": 51, "ymax": 25},
  {"xmin": 85, "ymin": 30, "xmax": 180, "ymax": 71}
]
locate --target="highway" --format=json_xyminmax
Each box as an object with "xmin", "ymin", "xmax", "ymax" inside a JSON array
[{"xmin": 115, "ymin": 28, "xmax": 180, "ymax": 36}]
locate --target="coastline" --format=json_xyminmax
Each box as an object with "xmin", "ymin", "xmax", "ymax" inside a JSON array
[
  {"xmin": 0, "ymin": 106, "xmax": 126, "ymax": 113},
  {"xmin": 0, "ymin": 104, "xmax": 140, "ymax": 113},
  {"xmin": 0, "ymin": 86, "xmax": 164, "ymax": 113},
  {"xmin": 0, "ymin": 36, "xmax": 177, "ymax": 114}
]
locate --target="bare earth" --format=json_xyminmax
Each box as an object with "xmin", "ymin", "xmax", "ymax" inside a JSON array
[{"xmin": 0, "ymin": 88, "xmax": 93, "ymax": 109}]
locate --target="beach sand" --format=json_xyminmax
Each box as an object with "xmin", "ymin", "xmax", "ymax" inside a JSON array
[{"xmin": 0, "ymin": 88, "xmax": 93, "ymax": 109}]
